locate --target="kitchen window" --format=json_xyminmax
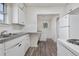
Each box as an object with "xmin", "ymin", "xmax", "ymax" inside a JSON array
[{"xmin": 0, "ymin": 3, "xmax": 6, "ymax": 23}]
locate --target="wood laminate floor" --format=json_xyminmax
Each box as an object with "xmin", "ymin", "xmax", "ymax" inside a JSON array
[{"xmin": 25, "ymin": 39, "xmax": 57, "ymax": 56}]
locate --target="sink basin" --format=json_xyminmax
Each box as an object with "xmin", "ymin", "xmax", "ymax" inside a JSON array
[{"xmin": 67, "ymin": 39, "xmax": 79, "ymax": 45}]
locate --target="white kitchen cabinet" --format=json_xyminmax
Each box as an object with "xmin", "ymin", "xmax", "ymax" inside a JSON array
[
  {"xmin": 5, "ymin": 35, "xmax": 30, "ymax": 56},
  {"xmin": 57, "ymin": 41, "xmax": 75, "ymax": 56},
  {"xmin": 12, "ymin": 3, "xmax": 25, "ymax": 25},
  {"xmin": 5, "ymin": 36, "xmax": 26, "ymax": 49},
  {"xmin": 12, "ymin": 4, "xmax": 19, "ymax": 23},
  {"xmin": 59, "ymin": 14, "xmax": 79, "ymax": 40},
  {"xmin": 24, "ymin": 34, "xmax": 30, "ymax": 53},
  {"xmin": 6, "ymin": 40, "xmax": 25, "ymax": 56},
  {"xmin": 65, "ymin": 4, "xmax": 79, "ymax": 14},
  {"xmin": 59, "ymin": 15, "xmax": 69, "ymax": 27},
  {"xmin": 18, "ymin": 3, "xmax": 25, "ymax": 9},
  {"xmin": 59, "ymin": 27, "xmax": 69, "ymax": 40},
  {"xmin": 18, "ymin": 8, "xmax": 25, "ymax": 25},
  {"xmin": 0, "ymin": 49, "xmax": 4, "ymax": 56},
  {"xmin": 69, "ymin": 15, "xmax": 79, "ymax": 39},
  {"xmin": 0, "ymin": 44, "xmax": 4, "ymax": 56}
]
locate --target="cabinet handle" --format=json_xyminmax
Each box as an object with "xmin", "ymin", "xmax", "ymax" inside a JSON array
[{"xmin": 18, "ymin": 44, "xmax": 22, "ymax": 47}]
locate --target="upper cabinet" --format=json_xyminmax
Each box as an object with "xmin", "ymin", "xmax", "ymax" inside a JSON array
[
  {"xmin": 59, "ymin": 14, "xmax": 69, "ymax": 27},
  {"xmin": 18, "ymin": 4, "xmax": 25, "ymax": 10},
  {"xmin": 65, "ymin": 4, "xmax": 79, "ymax": 14},
  {"xmin": 18, "ymin": 7, "xmax": 25, "ymax": 25},
  {"xmin": 0, "ymin": 3, "xmax": 26, "ymax": 27},
  {"xmin": 12, "ymin": 3, "xmax": 25, "ymax": 26}
]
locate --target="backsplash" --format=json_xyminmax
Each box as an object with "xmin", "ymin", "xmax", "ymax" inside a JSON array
[{"xmin": 0, "ymin": 25, "xmax": 24, "ymax": 33}]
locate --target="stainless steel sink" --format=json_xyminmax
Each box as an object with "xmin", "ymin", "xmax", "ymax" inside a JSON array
[{"xmin": 67, "ymin": 39, "xmax": 79, "ymax": 45}]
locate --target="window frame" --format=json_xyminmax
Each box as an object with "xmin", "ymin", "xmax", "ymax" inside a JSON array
[{"xmin": 0, "ymin": 3, "xmax": 6, "ymax": 23}]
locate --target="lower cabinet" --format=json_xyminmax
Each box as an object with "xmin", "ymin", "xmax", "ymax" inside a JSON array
[
  {"xmin": 57, "ymin": 41, "xmax": 75, "ymax": 56},
  {"xmin": 5, "ymin": 35, "xmax": 30, "ymax": 56},
  {"xmin": 0, "ymin": 44, "xmax": 4, "ymax": 56},
  {"xmin": 0, "ymin": 48, "xmax": 4, "ymax": 56},
  {"xmin": 24, "ymin": 36, "xmax": 30, "ymax": 52},
  {"xmin": 6, "ymin": 41, "xmax": 25, "ymax": 56}
]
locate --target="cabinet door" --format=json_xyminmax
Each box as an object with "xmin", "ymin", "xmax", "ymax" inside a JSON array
[
  {"xmin": 22, "ymin": 35, "xmax": 29, "ymax": 53},
  {"xmin": 12, "ymin": 4, "xmax": 19, "ymax": 23},
  {"xmin": 66, "ymin": 4, "xmax": 79, "ymax": 14},
  {"xmin": 0, "ymin": 44, "xmax": 4, "ymax": 56},
  {"xmin": 0, "ymin": 48, "xmax": 4, "ymax": 56},
  {"xmin": 18, "ymin": 8, "xmax": 25, "ymax": 24},
  {"xmin": 24, "ymin": 35, "xmax": 30, "ymax": 53},
  {"xmin": 69, "ymin": 15, "xmax": 79, "ymax": 39},
  {"xmin": 6, "ymin": 41, "xmax": 25, "ymax": 56},
  {"xmin": 57, "ymin": 41, "xmax": 75, "ymax": 56},
  {"xmin": 5, "ymin": 36, "xmax": 25, "ymax": 50},
  {"xmin": 59, "ymin": 27, "xmax": 69, "ymax": 40},
  {"xmin": 5, "ymin": 35, "xmax": 30, "ymax": 56},
  {"xmin": 59, "ymin": 15, "xmax": 69, "ymax": 27},
  {"xmin": 12, "ymin": 3, "xmax": 25, "ymax": 24},
  {"xmin": 18, "ymin": 4, "xmax": 24, "ymax": 9}
]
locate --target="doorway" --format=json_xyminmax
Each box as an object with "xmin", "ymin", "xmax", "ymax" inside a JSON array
[{"xmin": 25, "ymin": 14, "xmax": 59, "ymax": 56}]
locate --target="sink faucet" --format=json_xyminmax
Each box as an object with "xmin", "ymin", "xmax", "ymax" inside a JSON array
[{"xmin": 1, "ymin": 30, "xmax": 7, "ymax": 36}]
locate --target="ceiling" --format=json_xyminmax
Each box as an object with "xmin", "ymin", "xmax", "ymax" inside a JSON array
[{"xmin": 25, "ymin": 3, "xmax": 68, "ymax": 7}]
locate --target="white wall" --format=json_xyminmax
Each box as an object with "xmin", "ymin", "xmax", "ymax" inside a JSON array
[
  {"xmin": 50, "ymin": 16, "xmax": 58, "ymax": 42},
  {"xmin": 37, "ymin": 15, "xmax": 58, "ymax": 42},
  {"xmin": 0, "ymin": 25, "xmax": 24, "ymax": 33},
  {"xmin": 25, "ymin": 6, "xmax": 64, "ymax": 32}
]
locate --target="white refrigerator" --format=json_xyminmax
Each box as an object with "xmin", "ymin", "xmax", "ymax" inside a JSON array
[{"xmin": 59, "ymin": 14, "xmax": 79, "ymax": 40}]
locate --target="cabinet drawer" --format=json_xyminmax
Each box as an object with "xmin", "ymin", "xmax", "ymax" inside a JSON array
[
  {"xmin": 6, "ymin": 40, "xmax": 25, "ymax": 56},
  {"xmin": 6, "ymin": 35, "xmax": 30, "ymax": 56},
  {"xmin": 5, "ymin": 35, "xmax": 26, "ymax": 49}
]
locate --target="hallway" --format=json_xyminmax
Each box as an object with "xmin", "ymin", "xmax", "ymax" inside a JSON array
[{"xmin": 25, "ymin": 39, "xmax": 57, "ymax": 56}]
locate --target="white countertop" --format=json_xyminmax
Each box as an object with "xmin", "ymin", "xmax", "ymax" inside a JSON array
[{"xmin": 58, "ymin": 39, "xmax": 79, "ymax": 56}]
